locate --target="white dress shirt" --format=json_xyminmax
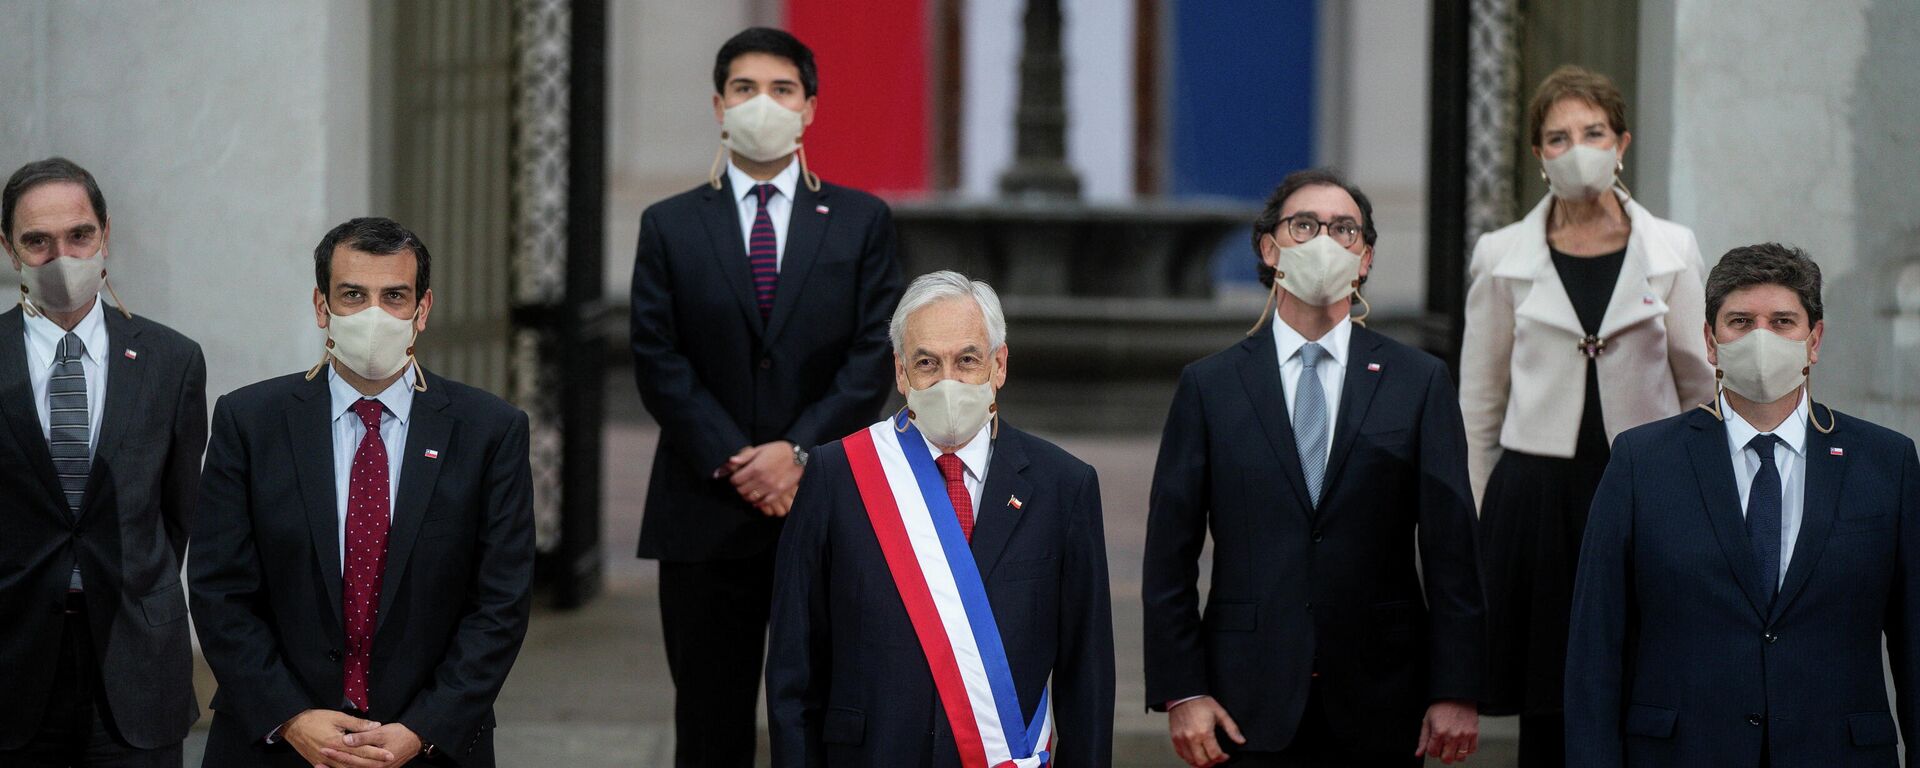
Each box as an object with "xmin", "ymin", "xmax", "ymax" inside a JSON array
[
  {"xmin": 1271, "ymin": 313, "xmax": 1352, "ymax": 466},
  {"xmin": 726, "ymin": 158, "xmax": 799, "ymax": 271},
  {"xmin": 1721, "ymin": 391, "xmax": 1809, "ymax": 586},
  {"xmin": 918, "ymin": 420, "xmax": 993, "ymax": 519},
  {"xmin": 328, "ymin": 365, "xmax": 415, "ymax": 569},
  {"xmin": 25, "ymin": 297, "xmax": 108, "ymax": 451}
]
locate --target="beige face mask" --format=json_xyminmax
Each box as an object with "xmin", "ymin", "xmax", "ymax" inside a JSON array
[
  {"xmin": 1714, "ymin": 328, "xmax": 1809, "ymax": 404},
  {"xmin": 18, "ymin": 247, "xmax": 106, "ymax": 314},
  {"xmin": 326, "ymin": 304, "xmax": 419, "ymax": 381},
  {"xmin": 905, "ymin": 370, "xmax": 998, "ymax": 448}
]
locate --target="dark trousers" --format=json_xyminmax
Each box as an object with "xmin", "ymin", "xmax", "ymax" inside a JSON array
[
  {"xmin": 1519, "ymin": 711, "xmax": 1564, "ymax": 767},
  {"xmin": 0, "ymin": 595, "xmax": 183, "ymax": 768},
  {"xmin": 660, "ymin": 551, "xmax": 777, "ymax": 768},
  {"xmin": 1227, "ymin": 680, "xmax": 1420, "ymax": 768}
]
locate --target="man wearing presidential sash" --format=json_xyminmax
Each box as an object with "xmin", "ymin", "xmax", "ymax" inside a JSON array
[{"xmin": 767, "ymin": 271, "xmax": 1115, "ymax": 767}]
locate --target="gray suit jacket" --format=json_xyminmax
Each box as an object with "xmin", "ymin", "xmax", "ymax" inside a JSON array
[{"xmin": 0, "ymin": 304, "xmax": 206, "ymax": 749}]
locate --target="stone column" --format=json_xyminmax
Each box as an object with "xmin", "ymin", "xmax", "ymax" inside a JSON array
[{"xmin": 998, "ymin": 0, "xmax": 1082, "ymax": 197}]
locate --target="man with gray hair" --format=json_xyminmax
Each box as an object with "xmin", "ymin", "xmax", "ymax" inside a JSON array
[{"xmin": 766, "ymin": 270, "xmax": 1115, "ymax": 767}]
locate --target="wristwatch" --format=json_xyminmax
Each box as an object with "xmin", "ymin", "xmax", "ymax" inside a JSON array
[
  {"xmin": 791, "ymin": 443, "xmax": 810, "ymax": 467},
  {"xmin": 421, "ymin": 742, "xmax": 437, "ymax": 759}
]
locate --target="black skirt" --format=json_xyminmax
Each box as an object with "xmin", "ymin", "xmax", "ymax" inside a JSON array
[{"xmin": 1477, "ymin": 426, "xmax": 1610, "ymax": 716}]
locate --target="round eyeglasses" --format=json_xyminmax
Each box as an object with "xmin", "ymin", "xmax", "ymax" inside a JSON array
[{"xmin": 1275, "ymin": 214, "xmax": 1364, "ymax": 248}]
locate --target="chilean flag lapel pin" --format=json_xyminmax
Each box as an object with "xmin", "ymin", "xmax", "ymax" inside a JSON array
[
  {"xmin": 1009, "ymin": 495, "xmax": 1024, "ymax": 510},
  {"xmin": 123, "ymin": 349, "xmax": 138, "ymax": 360},
  {"xmin": 424, "ymin": 448, "xmax": 440, "ymax": 459},
  {"xmin": 815, "ymin": 204, "xmax": 830, "ymax": 214},
  {"xmin": 1367, "ymin": 362, "xmax": 1381, "ymax": 372},
  {"xmin": 1830, "ymin": 447, "xmax": 1845, "ymax": 456}
]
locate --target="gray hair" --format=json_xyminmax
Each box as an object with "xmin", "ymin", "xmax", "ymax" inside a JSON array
[{"xmin": 889, "ymin": 270, "xmax": 1007, "ymax": 357}]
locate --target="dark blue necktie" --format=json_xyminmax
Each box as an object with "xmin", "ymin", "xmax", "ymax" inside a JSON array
[
  {"xmin": 1746, "ymin": 433, "xmax": 1783, "ymax": 605},
  {"xmin": 747, "ymin": 183, "xmax": 779, "ymax": 320}
]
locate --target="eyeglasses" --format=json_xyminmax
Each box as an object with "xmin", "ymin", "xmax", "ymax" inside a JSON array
[{"xmin": 1275, "ymin": 214, "xmax": 1364, "ymax": 248}]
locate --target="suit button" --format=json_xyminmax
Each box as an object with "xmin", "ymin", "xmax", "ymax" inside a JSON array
[
  {"xmin": 1764, "ymin": 632, "xmax": 1777, "ymax": 644},
  {"xmin": 1747, "ymin": 714, "xmax": 1763, "ymax": 726},
  {"xmin": 327, "ymin": 649, "xmax": 343, "ymax": 662},
  {"xmin": 1312, "ymin": 529, "xmax": 1324, "ymax": 542},
  {"xmin": 759, "ymin": 357, "xmax": 772, "ymax": 369},
  {"xmin": 1305, "ymin": 602, "xmax": 1314, "ymax": 612}
]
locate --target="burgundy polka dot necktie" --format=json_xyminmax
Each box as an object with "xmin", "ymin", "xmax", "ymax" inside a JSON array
[
  {"xmin": 935, "ymin": 453, "xmax": 974, "ymax": 542},
  {"xmin": 343, "ymin": 398, "xmax": 391, "ymax": 711},
  {"xmin": 748, "ymin": 183, "xmax": 780, "ymax": 320}
]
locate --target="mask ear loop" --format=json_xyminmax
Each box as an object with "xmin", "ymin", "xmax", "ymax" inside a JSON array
[
  {"xmin": 708, "ymin": 142, "xmax": 727, "ymax": 190},
  {"xmin": 1247, "ymin": 234, "xmax": 1283, "ymax": 337},
  {"xmin": 101, "ymin": 270, "xmax": 132, "ymax": 319},
  {"xmin": 1351, "ymin": 285, "xmax": 1371, "ymax": 327},
  {"xmin": 1695, "ymin": 368, "xmax": 1728, "ymax": 421},
  {"xmin": 305, "ymin": 337, "xmax": 336, "ymax": 382},
  {"xmin": 797, "ymin": 144, "xmax": 822, "ymax": 193},
  {"xmin": 1805, "ymin": 364, "xmax": 1833, "ymax": 434},
  {"xmin": 893, "ymin": 404, "xmax": 912, "ymax": 433},
  {"xmin": 18, "ymin": 283, "xmax": 42, "ymax": 319}
]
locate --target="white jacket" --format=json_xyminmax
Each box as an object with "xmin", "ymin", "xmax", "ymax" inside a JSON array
[{"xmin": 1459, "ymin": 192, "xmax": 1717, "ymax": 505}]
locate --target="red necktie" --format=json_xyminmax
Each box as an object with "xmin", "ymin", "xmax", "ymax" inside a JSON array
[
  {"xmin": 748, "ymin": 184, "xmax": 779, "ymax": 319},
  {"xmin": 343, "ymin": 399, "xmax": 391, "ymax": 711},
  {"xmin": 935, "ymin": 453, "xmax": 974, "ymax": 542}
]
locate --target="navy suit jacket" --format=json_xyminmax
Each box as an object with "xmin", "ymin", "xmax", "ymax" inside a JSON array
[
  {"xmin": 189, "ymin": 370, "xmax": 535, "ymax": 767},
  {"xmin": 0, "ymin": 306, "xmax": 205, "ymax": 749},
  {"xmin": 1566, "ymin": 405, "xmax": 1920, "ymax": 767},
  {"xmin": 766, "ymin": 424, "xmax": 1115, "ymax": 768},
  {"xmin": 1141, "ymin": 323, "xmax": 1485, "ymax": 753},
  {"xmin": 629, "ymin": 175, "xmax": 903, "ymax": 562}
]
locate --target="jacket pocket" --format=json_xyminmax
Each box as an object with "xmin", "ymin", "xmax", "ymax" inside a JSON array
[
  {"xmin": 141, "ymin": 582, "xmax": 189, "ymax": 626},
  {"xmin": 1205, "ymin": 601, "xmax": 1256, "ymax": 632},
  {"xmin": 1847, "ymin": 711, "xmax": 1897, "ymax": 747},
  {"xmin": 823, "ymin": 707, "xmax": 865, "ymax": 745},
  {"xmin": 1624, "ymin": 704, "xmax": 1677, "ymax": 739}
]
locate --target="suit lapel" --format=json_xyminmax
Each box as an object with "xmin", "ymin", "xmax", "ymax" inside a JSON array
[
  {"xmin": 1235, "ymin": 328, "xmax": 1314, "ymax": 517},
  {"xmin": 699, "ymin": 178, "xmax": 764, "ymax": 337},
  {"xmin": 80, "ymin": 311, "xmax": 147, "ymax": 522},
  {"xmin": 1684, "ymin": 409, "xmax": 1770, "ymax": 620},
  {"xmin": 375, "ymin": 376, "xmax": 453, "ymax": 632},
  {"xmin": 0, "ymin": 307, "xmax": 66, "ymax": 515},
  {"xmin": 287, "ymin": 373, "xmax": 345, "ymax": 634},
  {"xmin": 1318, "ymin": 327, "xmax": 1383, "ymax": 505},
  {"xmin": 1771, "ymin": 408, "xmax": 1844, "ymax": 622},
  {"xmin": 970, "ymin": 424, "xmax": 1034, "ymax": 582},
  {"xmin": 764, "ymin": 182, "xmax": 829, "ymax": 343}
]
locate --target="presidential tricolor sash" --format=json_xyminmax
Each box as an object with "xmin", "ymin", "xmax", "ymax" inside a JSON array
[{"xmin": 843, "ymin": 415, "xmax": 1055, "ymax": 768}]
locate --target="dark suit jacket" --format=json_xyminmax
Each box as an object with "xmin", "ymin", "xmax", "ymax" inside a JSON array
[
  {"xmin": 0, "ymin": 305, "xmax": 205, "ymax": 749},
  {"xmin": 629, "ymin": 175, "xmax": 902, "ymax": 562},
  {"xmin": 1141, "ymin": 323, "xmax": 1485, "ymax": 753},
  {"xmin": 1566, "ymin": 406, "xmax": 1920, "ymax": 768},
  {"xmin": 189, "ymin": 369, "xmax": 534, "ymax": 767},
  {"xmin": 767, "ymin": 424, "xmax": 1115, "ymax": 768}
]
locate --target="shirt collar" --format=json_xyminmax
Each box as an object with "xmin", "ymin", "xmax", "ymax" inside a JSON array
[
  {"xmin": 1720, "ymin": 389, "xmax": 1809, "ymax": 459},
  {"xmin": 1271, "ymin": 313, "xmax": 1352, "ymax": 370},
  {"xmin": 920, "ymin": 420, "xmax": 994, "ymax": 481},
  {"xmin": 726, "ymin": 157, "xmax": 800, "ymax": 204},
  {"xmin": 327, "ymin": 363, "xmax": 417, "ymax": 427},
  {"xmin": 23, "ymin": 298, "xmax": 108, "ymax": 369}
]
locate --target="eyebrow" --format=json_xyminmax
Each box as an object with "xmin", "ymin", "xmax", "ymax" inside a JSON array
[
  {"xmin": 729, "ymin": 77, "xmax": 801, "ymax": 88},
  {"xmin": 336, "ymin": 282, "xmax": 413, "ymax": 294}
]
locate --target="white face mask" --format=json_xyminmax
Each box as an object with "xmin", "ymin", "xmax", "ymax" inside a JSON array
[
  {"xmin": 1715, "ymin": 328, "xmax": 1810, "ymax": 404},
  {"xmin": 18, "ymin": 248, "xmax": 106, "ymax": 313},
  {"xmin": 906, "ymin": 375, "xmax": 996, "ymax": 448},
  {"xmin": 722, "ymin": 93, "xmax": 805, "ymax": 163},
  {"xmin": 1271, "ymin": 234, "xmax": 1363, "ymax": 307},
  {"xmin": 327, "ymin": 304, "xmax": 419, "ymax": 381},
  {"xmin": 1542, "ymin": 144, "xmax": 1619, "ymax": 201}
]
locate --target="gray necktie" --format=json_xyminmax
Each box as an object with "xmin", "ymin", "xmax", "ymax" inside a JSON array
[
  {"xmin": 49, "ymin": 332, "xmax": 90, "ymax": 590},
  {"xmin": 1294, "ymin": 342, "xmax": 1331, "ymax": 506}
]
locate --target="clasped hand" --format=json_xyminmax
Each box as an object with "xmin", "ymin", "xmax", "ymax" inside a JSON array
[
  {"xmin": 719, "ymin": 440, "xmax": 803, "ymax": 517},
  {"xmin": 283, "ymin": 709, "xmax": 423, "ymax": 768}
]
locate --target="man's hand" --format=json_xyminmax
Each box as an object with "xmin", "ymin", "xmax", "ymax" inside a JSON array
[
  {"xmin": 1415, "ymin": 699, "xmax": 1479, "ymax": 764},
  {"xmin": 325, "ymin": 723, "xmax": 424, "ymax": 768},
  {"xmin": 727, "ymin": 441, "xmax": 803, "ymax": 516},
  {"xmin": 282, "ymin": 709, "xmax": 388, "ymax": 768},
  {"xmin": 1167, "ymin": 696, "xmax": 1245, "ymax": 767}
]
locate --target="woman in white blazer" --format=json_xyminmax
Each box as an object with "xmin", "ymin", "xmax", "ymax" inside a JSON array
[{"xmin": 1459, "ymin": 66, "xmax": 1716, "ymax": 765}]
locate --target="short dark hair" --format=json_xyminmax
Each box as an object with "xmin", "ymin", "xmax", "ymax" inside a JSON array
[
  {"xmin": 313, "ymin": 217, "xmax": 432, "ymax": 298},
  {"xmin": 3, "ymin": 157, "xmax": 108, "ymax": 240},
  {"xmin": 1250, "ymin": 168, "xmax": 1378, "ymax": 287},
  {"xmin": 1706, "ymin": 242, "xmax": 1824, "ymax": 326},
  {"xmin": 713, "ymin": 27, "xmax": 818, "ymax": 98},
  {"xmin": 1527, "ymin": 65, "xmax": 1629, "ymax": 149}
]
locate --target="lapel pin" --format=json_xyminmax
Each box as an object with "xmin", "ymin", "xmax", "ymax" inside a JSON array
[
  {"xmin": 1009, "ymin": 495, "xmax": 1023, "ymax": 510},
  {"xmin": 1366, "ymin": 363, "xmax": 1381, "ymax": 372},
  {"xmin": 1642, "ymin": 295, "xmax": 1656, "ymax": 305},
  {"xmin": 1830, "ymin": 447, "xmax": 1845, "ymax": 456},
  {"xmin": 424, "ymin": 449, "xmax": 440, "ymax": 459},
  {"xmin": 123, "ymin": 349, "xmax": 137, "ymax": 360},
  {"xmin": 815, "ymin": 204, "xmax": 830, "ymax": 214}
]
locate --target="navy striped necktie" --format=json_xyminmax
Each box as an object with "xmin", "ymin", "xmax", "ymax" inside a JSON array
[{"xmin": 748, "ymin": 183, "xmax": 780, "ymax": 320}]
